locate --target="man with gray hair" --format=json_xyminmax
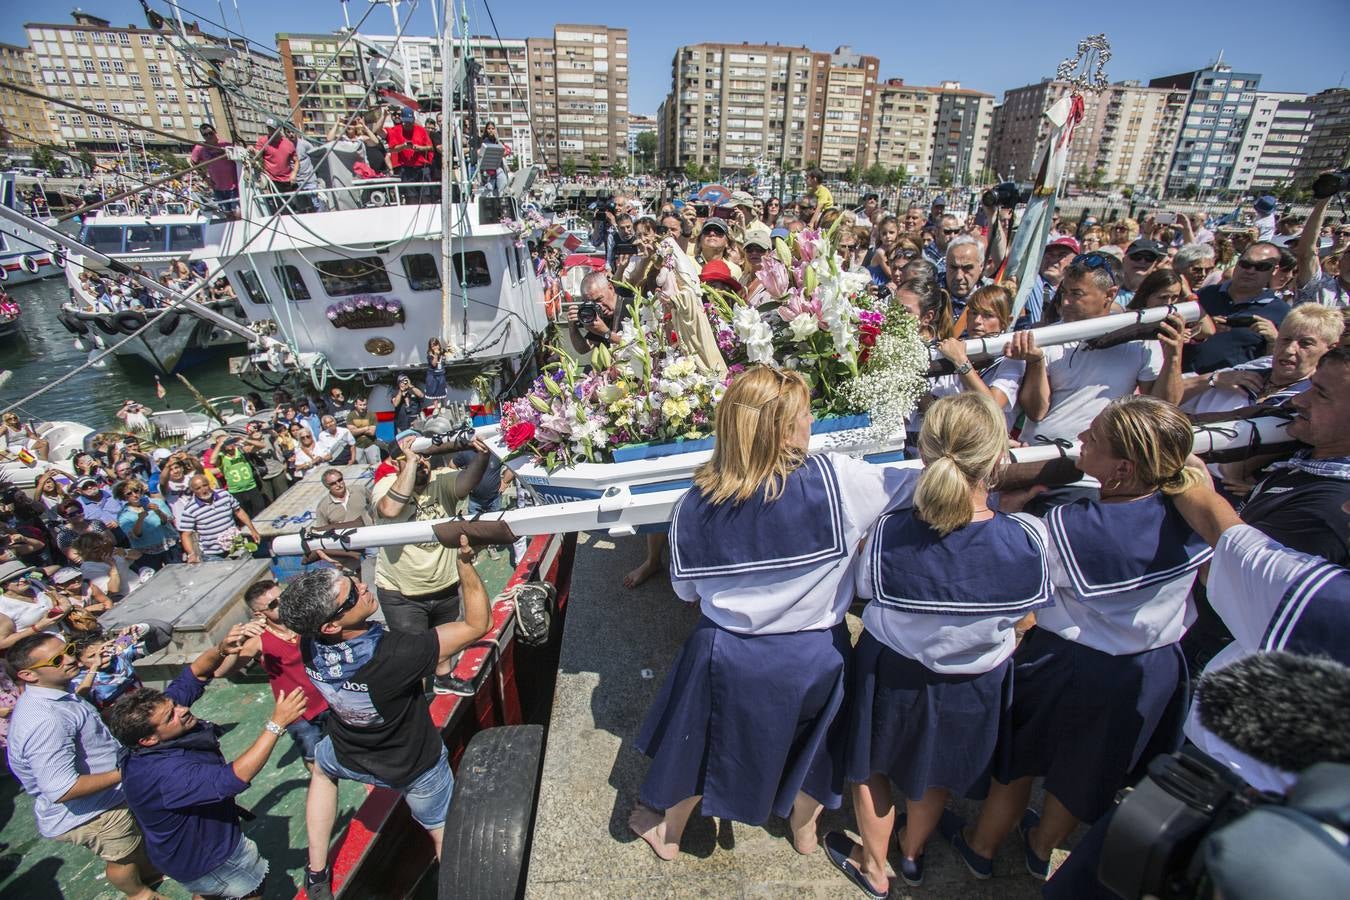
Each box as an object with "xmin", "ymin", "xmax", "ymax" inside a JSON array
[
  {"xmin": 565, "ymin": 270, "xmax": 625, "ymax": 354},
  {"xmin": 280, "ymin": 536, "xmax": 490, "ymax": 900},
  {"xmin": 924, "ymin": 213, "xmax": 963, "ymax": 276},
  {"xmin": 944, "ymin": 235, "xmax": 989, "ymax": 317},
  {"xmin": 1173, "ymin": 243, "xmax": 1217, "ymax": 290}
]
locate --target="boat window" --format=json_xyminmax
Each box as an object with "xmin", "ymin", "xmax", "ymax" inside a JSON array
[
  {"xmin": 167, "ymin": 224, "xmax": 204, "ymax": 252},
  {"xmin": 273, "ymin": 265, "xmax": 311, "ymax": 301},
  {"xmin": 236, "ymin": 270, "xmax": 268, "ymax": 305},
  {"xmin": 509, "ymin": 245, "xmax": 525, "ymax": 283},
  {"xmin": 83, "ymin": 225, "xmax": 125, "ymax": 253},
  {"xmin": 452, "ymin": 251, "xmax": 492, "ymax": 288},
  {"xmin": 314, "ymin": 256, "xmax": 393, "ymax": 296},
  {"xmin": 125, "ymin": 225, "xmax": 167, "ymax": 253},
  {"xmin": 401, "ymin": 254, "xmax": 441, "ymax": 291}
]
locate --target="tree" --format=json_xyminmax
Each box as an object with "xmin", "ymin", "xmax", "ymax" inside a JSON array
[
  {"xmin": 31, "ymin": 146, "xmax": 59, "ymax": 175},
  {"xmin": 699, "ymin": 163, "xmax": 718, "ymax": 182},
  {"xmin": 612, "ymin": 157, "xmax": 629, "ymax": 179},
  {"xmin": 560, "ymin": 157, "xmax": 577, "ymax": 179},
  {"xmin": 635, "ymin": 131, "xmax": 657, "ymax": 173},
  {"xmin": 888, "ymin": 165, "xmax": 909, "ymax": 186},
  {"xmin": 862, "ymin": 163, "xmax": 888, "ymax": 186},
  {"xmin": 1087, "ymin": 166, "xmax": 1106, "ymax": 192},
  {"xmin": 938, "ymin": 166, "xmax": 954, "ymax": 189},
  {"xmin": 78, "ymin": 149, "xmax": 96, "ymax": 174},
  {"xmin": 683, "ymin": 158, "xmax": 702, "ymax": 181},
  {"xmin": 587, "ymin": 151, "xmax": 602, "ymax": 175},
  {"xmin": 1181, "ymin": 183, "xmax": 1199, "ymax": 200}
]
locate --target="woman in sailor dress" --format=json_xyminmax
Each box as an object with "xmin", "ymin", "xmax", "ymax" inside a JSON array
[
  {"xmin": 628, "ymin": 366, "xmax": 915, "ymax": 860},
  {"xmin": 826, "ymin": 392, "xmax": 1052, "ymax": 896},
  {"xmin": 955, "ymin": 396, "xmax": 1211, "ymax": 881}
]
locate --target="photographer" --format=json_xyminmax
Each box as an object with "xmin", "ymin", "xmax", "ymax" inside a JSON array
[
  {"xmin": 591, "ymin": 199, "xmax": 618, "ymax": 270},
  {"xmin": 1295, "ymin": 187, "xmax": 1350, "ymax": 308},
  {"xmin": 566, "ymin": 271, "xmax": 626, "ymax": 354}
]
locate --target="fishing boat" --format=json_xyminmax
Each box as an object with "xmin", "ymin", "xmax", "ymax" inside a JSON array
[
  {"xmin": 0, "ymin": 288, "xmax": 19, "ymax": 340},
  {"xmin": 0, "ymin": 173, "xmax": 62, "ymax": 286},
  {"xmin": 54, "ymin": 211, "xmax": 258, "ymax": 373}
]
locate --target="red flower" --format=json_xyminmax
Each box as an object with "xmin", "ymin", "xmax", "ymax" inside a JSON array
[{"xmin": 503, "ymin": 421, "xmax": 536, "ymax": 451}]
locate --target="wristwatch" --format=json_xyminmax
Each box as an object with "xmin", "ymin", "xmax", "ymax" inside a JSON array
[
  {"xmin": 264, "ymin": 721, "xmax": 285, "ymax": 736},
  {"xmin": 954, "ymin": 362, "xmax": 974, "ymax": 376}
]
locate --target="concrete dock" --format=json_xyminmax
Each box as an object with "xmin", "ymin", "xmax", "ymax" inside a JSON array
[{"xmin": 526, "ymin": 533, "xmax": 1075, "ymax": 899}]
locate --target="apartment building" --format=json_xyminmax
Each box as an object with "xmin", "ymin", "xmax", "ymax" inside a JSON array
[
  {"xmin": 1297, "ymin": 88, "xmax": 1350, "ymax": 184},
  {"xmin": 527, "ymin": 25, "xmax": 628, "ymax": 173},
  {"xmin": 275, "ymin": 33, "xmax": 367, "ymax": 135},
  {"xmin": 628, "ymin": 113, "xmax": 656, "ymax": 151},
  {"xmin": 817, "ymin": 47, "xmax": 879, "ymax": 175},
  {"xmin": 990, "ymin": 79, "xmax": 1186, "ymax": 197},
  {"xmin": 927, "ymin": 82, "xmax": 995, "ymax": 185},
  {"xmin": 1150, "ymin": 61, "xmax": 1262, "ymax": 194},
  {"xmin": 25, "ymin": 12, "xmax": 289, "ymax": 153},
  {"xmin": 0, "ymin": 42, "xmax": 62, "ymax": 151},
  {"xmin": 869, "ymin": 80, "xmax": 937, "ymax": 181},
  {"xmin": 1229, "ymin": 92, "xmax": 1312, "ymax": 191}
]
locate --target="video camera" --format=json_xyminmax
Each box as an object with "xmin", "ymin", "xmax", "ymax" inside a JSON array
[
  {"xmin": 1311, "ymin": 169, "xmax": 1350, "ymax": 201},
  {"xmin": 982, "ymin": 181, "xmax": 1031, "ymax": 210}
]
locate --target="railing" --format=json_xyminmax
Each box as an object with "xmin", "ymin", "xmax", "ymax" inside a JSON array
[{"xmin": 248, "ymin": 179, "xmax": 446, "ymax": 216}]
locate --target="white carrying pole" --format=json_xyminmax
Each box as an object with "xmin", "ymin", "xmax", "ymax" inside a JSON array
[{"xmin": 932, "ymin": 301, "xmax": 1202, "ymax": 367}]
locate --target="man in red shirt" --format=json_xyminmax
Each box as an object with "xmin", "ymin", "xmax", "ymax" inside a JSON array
[
  {"xmin": 253, "ymin": 119, "xmax": 299, "ymax": 211},
  {"xmin": 385, "ymin": 107, "xmax": 434, "ymax": 203},
  {"xmin": 189, "ymin": 122, "xmax": 238, "ymax": 216}
]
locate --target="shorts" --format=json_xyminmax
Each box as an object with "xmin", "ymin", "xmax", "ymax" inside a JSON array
[
  {"xmin": 52, "ymin": 804, "xmax": 144, "ymax": 863},
  {"xmin": 314, "ymin": 737, "xmax": 453, "ymax": 830},
  {"xmin": 287, "ymin": 709, "xmax": 329, "ymax": 762},
  {"xmin": 178, "ymin": 835, "xmax": 268, "ymax": 899}
]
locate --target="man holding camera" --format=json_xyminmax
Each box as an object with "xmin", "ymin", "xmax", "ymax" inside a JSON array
[
  {"xmin": 566, "ymin": 271, "xmax": 626, "ymax": 354},
  {"xmin": 1295, "ymin": 190, "xmax": 1350, "ymax": 309}
]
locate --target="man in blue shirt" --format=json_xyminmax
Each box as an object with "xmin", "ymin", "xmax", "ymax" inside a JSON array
[
  {"xmin": 75, "ymin": 476, "xmax": 125, "ymax": 528},
  {"xmin": 6, "ymin": 632, "xmax": 162, "ymax": 899},
  {"xmin": 104, "ymin": 622, "xmax": 307, "ymax": 899},
  {"xmin": 1187, "ymin": 241, "xmax": 1288, "ymax": 374}
]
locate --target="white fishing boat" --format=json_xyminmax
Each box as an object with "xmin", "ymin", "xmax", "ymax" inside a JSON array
[
  {"xmin": 0, "ymin": 173, "xmax": 62, "ymax": 287},
  {"xmin": 54, "ymin": 212, "xmax": 257, "ymax": 373}
]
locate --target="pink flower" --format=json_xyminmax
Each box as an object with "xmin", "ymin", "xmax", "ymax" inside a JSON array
[
  {"xmin": 777, "ymin": 289, "xmax": 822, "ymax": 324},
  {"xmin": 758, "ymin": 256, "xmax": 790, "ymax": 296}
]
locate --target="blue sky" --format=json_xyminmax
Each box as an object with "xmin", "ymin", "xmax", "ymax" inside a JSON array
[{"xmin": 8, "ymin": 1, "xmax": 1349, "ymax": 115}]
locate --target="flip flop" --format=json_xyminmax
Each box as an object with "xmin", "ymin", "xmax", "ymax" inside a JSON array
[{"xmin": 824, "ymin": 831, "xmax": 887, "ymax": 899}]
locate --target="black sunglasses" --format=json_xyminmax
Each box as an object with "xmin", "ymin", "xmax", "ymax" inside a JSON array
[
  {"xmin": 1072, "ymin": 252, "xmax": 1121, "ymax": 284},
  {"xmin": 1237, "ymin": 258, "xmax": 1277, "ymax": 273},
  {"xmin": 942, "ymin": 227, "xmax": 961, "ymax": 236},
  {"xmin": 324, "ymin": 575, "xmax": 363, "ymax": 623},
  {"xmin": 1127, "ymin": 251, "xmax": 1163, "ymax": 264},
  {"xmin": 324, "ymin": 475, "xmax": 344, "ymax": 486}
]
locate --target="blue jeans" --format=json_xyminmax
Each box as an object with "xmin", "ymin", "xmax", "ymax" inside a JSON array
[
  {"xmin": 314, "ymin": 739, "xmax": 453, "ymax": 830},
  {"xmin": 178, "ymin": 835, "xmax": 267, "ymax": 898},
  {"xmin": 286, "ymin": 710, "xmax": 329, "ymax": 762}
]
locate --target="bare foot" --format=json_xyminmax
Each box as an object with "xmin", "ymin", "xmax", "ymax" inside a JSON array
[
  {"xmin": 789, "ymin": 800, "xmax": 821, "ymax": 854},
  {"xmin": 623, "ymin": 558, "xmax": 663, "ymax": 589},
  {"xmin": 629, "ymin": 805, "xmax": 679, "ymax": 860}
]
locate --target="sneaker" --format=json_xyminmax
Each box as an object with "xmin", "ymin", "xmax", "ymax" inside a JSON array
[
  {"xmin": 898, "ymin": 852, "xmax": 925, "ymax": 887},
  {"xmin": 1018, "ymin": 808, "xmax": 1050, "ymax": 880},
  {"xmin": 304, "ymin": 866, "xmax": 333, "ymax": 900},
  {"xmin": 432, "ymin": 673, "xmax": 475, "ymax": 696},
  {"xmin": 938, "ymin": 809, "xmax": 992, "ymax": 880}
]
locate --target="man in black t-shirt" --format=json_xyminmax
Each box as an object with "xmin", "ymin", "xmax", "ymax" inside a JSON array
[
  {"xmin": 1186, "ymin": 241, "xmax": 1289, "ymax": 374},
  {"xmin": 278, "ymin": 536, "xmax": 490, "ymax": 900}
]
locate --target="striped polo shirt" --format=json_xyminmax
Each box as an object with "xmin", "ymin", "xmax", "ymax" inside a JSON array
[{"xmin": 178, "ymin": 490, "xmax": 242, "ymax": 556}]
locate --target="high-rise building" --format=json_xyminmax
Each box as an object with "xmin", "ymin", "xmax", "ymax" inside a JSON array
[
  {"xmin": 25, "ymin": 12, "xmax": 289, "ymax": 153},
  {"xmin": 869, "ymin": 79, "xmax": 937, "ymax": 182},
  {"xmin": 990, "ymin": 79, "xmax": 1186, "ymax": 197},
  {"xmin": 817, "ymin": 47, "xmax": 879, "ymax": 175},
  {"xmin": 527, "ymin": 24, "xmax": 628, "ymax": 173},
  {"xmin": 1229, "ymin": 92, "xmax": 1313, "ymax": 191},
  {"xmin": 1298, "ymin": 88, "xmax": 1350, "ymax": 184},
  {"xmin": 627, "ymin": 113, "xmax": 656, "ymax": 152},
  {"xmin": 274, "ymin": 32, "xmax": 369, "ymax": 135},
  {"xmin": 0, "ymin": 42, "xmax": 62, "ymax": 151},
  {"xmin": 927, "ymin": 81, "xmax": 995, "ymax": 185},
  {"xmin": 1149, "ymin": 60, "xmax": 1262, "ymax": 194}
]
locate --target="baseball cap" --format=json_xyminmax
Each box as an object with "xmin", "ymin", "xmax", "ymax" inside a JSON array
[
  {"xmin": 699, "ymin": 259, "xmax": 742, "ymax": 292},
  {"xmin": 730, "ymin": 190, "xmax": 755, "ymax": 207},
  {"xmin": 931, "ymin": 195, "xmax": 947, "ymax": 207},
  {"xmin": 1127, "ymin": 238, "xmax": 1167, "ymax": 260},
  {"xmin": 770, "ymin": 227, "xmax": 790, "ymax": 241},
  {"xmin": 1254, "ymin": 195, "xmax": 1278, "ymax": 215},
  {"xmin": 742, "ymin": 223, "xmax": 772, "ymax": 250},
  {"xmin": 1096, "ymin": 245, "xmax": 1125, "ymax": 263},
  {"xmin": 51, "ymin": 567, "xmax": 82, "ymax": 586},
  {"xmin": 151, "ymin": 448, "xmax": 172, "ymax": 463},
  {"xmin": 395, "ymin": 428, "xmax": 420, "ymax": 444},
  {"xmin": 1046, "ymin": 236, "xmax": 1081, "ymax": 254},
  {"xmin": 400, "ymin": 107, "xmax": 415, "ymax": 122},
  {"xmin": 700, "ymin": 219, "xmax": 729, "ymax": 236},
  {"xmin": 76, "ymin": 476, "xmax": 101, "ymax": 489},
  {"xmin": 198, "ymin": 122, "xmax": 216, "ymax": 134}
]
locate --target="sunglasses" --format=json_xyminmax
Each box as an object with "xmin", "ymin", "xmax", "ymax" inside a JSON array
[
  {"xmin": 1127, "ymin": 251, "xmax": 1162, "ymax": 264},
  {"xmin": 324, "ymin": 475, "xmax": 344, "ymax": 486},
  {"xmin": 942, "ymin": 228, "xmax": 961, "ymax": 236},
  {"xmin": 255, "ymin": 598, "xmax": 280, "ymax": 612},
  {"xmin": 1072, "ymin": 253, "xmax": 1121, "ymax": 284},
  {"xmin": 26, "ymin": 641, "xmax": 75, "ymax": 671},
  {"xmin": 893, "ymin": 249, "xmax": 918, "ymax": 259},
  {"xmin": 1237, "ymin": 258, "xmax": 1277, "ymax": 273},
  {"xmin": 325, "ymin": 575, "xmax": 363, "ymax": 623}
]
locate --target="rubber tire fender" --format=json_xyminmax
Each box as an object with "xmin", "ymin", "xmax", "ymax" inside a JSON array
[
  {"xmin": 20, "ymin": 255, "xmax": 40, "ymax": 274},
  {"xmin": 58, "ymin": 310, "xmax": 90, "ymax": 336},
  {"xmin": 90, "ymin": 314, "xmax": 119, "ymax": 336},
  {"xmin": 156, "ymin": 309, "xmax": 182, "ymax": 336},
  {"xmin": 113, "ymin": 310, "xmax": 148, "ymax": 334},
  {"xmin": 0, "ymin": 265, "xmax": 8, "ymax": 282},
  {"xmin": 438, "ymin": 724, "xmax": 545, "ymax": 900}
]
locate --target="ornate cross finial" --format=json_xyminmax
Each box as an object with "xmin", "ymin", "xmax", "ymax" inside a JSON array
[{"xmin": 1055, "ymin": 34, "xmax": 1112, "ymax": 94}]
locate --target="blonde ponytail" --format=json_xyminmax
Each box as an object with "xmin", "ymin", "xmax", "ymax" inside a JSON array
[{"xmin": 913, "ymin": 393, "xmax": 1008, "ymax": 535}]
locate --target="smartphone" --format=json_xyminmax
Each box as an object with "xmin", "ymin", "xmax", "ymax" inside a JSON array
[
  {"xmin": 709, "ymin": 206, "xmax": 737, "ymax": 220},
  {"xmin": 1153, "ymin": 211, "xmax": 1177, "ymax": 226},
  {"xmin": 693, "ymin": 203, "xmax": 711, "ymax": 217},
  {"xmin": 140, "ymin": 495, "xmax": 151, "ymax": 509}
]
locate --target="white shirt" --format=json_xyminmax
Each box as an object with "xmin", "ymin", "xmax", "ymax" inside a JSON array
[
  {"xmin": 314, "ymin": 427, "xmax": 355, "ymax": 460},
  {"xmin": 1296, "ymin": 272, "xmax": 1348, "ymax": 309},
  {"xmin": 913, "ymin": 357, "xmax": 1026, "ymax": 433},
  {"xmin": 670, "ymin": 454, "xmax": 917, "ymax": 635},
  {"xmin": 1020, "ymin": 339, "xmax": 1164, "ymax": 445}
]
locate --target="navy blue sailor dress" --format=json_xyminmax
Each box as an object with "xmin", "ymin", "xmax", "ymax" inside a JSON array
[
  {"xmin": 847, "ymin": 510, "xmax": 1053, "ymax": 799},
  {"xmin": 999, "ymin": 493, "xmax": 1211, "ymax": 823},
  {"xmin": 635, "ymin": 453, "xmax": 915, "ymax": 825}
]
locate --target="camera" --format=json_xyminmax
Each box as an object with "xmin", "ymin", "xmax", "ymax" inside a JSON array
[
  {"xmin": 575, "ymin": 299, "xmax": 601, "ymax": 327},
  {"xmin": 982, "ymin": 181, "xmax": 1031, "ymax": 210},
  {"xmin": 1311, "ymin": 169, "xmax": 1350, "ymax": 200},
  {"xmin": 612, "ymin": 242, "xmax": 640, "ymax": 257}
]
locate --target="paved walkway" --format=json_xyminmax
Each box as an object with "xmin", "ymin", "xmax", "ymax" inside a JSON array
[{"xmin": 527, "ymin": 533, "xmax": 1076, "ymax": 899}]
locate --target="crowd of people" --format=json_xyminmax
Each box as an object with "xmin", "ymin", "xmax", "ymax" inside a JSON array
[
  {"xmin": 73, "ymin": 258, "xmax": 237, "ymax": 313},
  {"xmin": 3, "ymin": 166, "xmax": 1349, "ymax": 898}
]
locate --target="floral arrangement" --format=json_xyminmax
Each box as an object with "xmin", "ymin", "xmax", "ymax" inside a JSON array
[
  {"xmin": 498, "ymin": 224, "xmax": 927, "ymax": 469},
  {"xmin": 216, "ymin": 527, "xmax": 259, "ymax": 558}
]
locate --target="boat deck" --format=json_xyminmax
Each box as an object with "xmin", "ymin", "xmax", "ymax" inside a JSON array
[
  {"xmin": 526, "ymin": 534, "xmax": 1076, "ymax": 899},
  {"xmin": 0, "ymin": 552, "xmax": 518, "ymax": 900}
]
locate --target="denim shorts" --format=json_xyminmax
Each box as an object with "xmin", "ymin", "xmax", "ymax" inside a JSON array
[
  {"xmin": 286, "ymin": 709, "xmax": 329, "ymax": 762},
  {"xmin": 314, "ymin": 737, "xmax": 453, "ymax": 830},
  {"xmin": 178, "ymin": 835, "xmax": 267, "ymax": 899}
]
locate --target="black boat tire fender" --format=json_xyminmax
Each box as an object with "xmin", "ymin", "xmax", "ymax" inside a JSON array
[
  {"xmin": 58, "ymin": 311, "xmax": 90, "ymax": 336},
  {"xmin": 157, "ymin": 310, "xmax": 182, "ymax": 336},
  {"xmin": 20, "ymin": 256, "xmax": 40, "ymax": 274},
  {"xmin": 90, "ymin": 314, "xmax": 119, "ymax": 336},
  {"xmin": 438, "ymin": 724, "xmax": 544, "ymax": 900},
  {"xmin": 113, "ymin": 310, "xmax": 148, "ymax": 334}
]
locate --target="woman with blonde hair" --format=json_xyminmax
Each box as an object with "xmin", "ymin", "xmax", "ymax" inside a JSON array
[
  {"xmin": 826, "ymin": 393, "xmax": 1051, "ymax": 895},
  {"xmin": 630, "ymin": 366, "xmax": 914, "ymax": 861},
  {"xmin": 949, "ymin": 396, "xmax": 1211, "ymax": 882},
  {"xmin": 1079, "ymin": 226, "xmax": 1105, "ymax": 253}
]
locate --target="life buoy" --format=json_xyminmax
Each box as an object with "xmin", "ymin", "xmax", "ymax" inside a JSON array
[
  {"xmin": 113, "ymin": 310, "xmax": 148, "ymax": 334},
  {"xmin": 157, "ymin": 310, "xmax": 182, "ymax": 336},
  {"xmin": 20, "ymin": 256, "xmax": 40, "ymax": 275},
  {"xmin": 91, "ymin": 314, "xmax": 119, "ymax": 336},
  {"xmin": 51, "ymin": 247, "xmax": 66, "ymax": 269}
]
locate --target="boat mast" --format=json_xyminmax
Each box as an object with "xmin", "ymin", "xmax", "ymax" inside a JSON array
[{"xmin": 439, "ymin": 0, "xmax": 455, "ymax": 353}]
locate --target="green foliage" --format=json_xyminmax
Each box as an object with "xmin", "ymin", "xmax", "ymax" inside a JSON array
[
  {"xmin": 938, "ymin": 166, "xmax": 954, "ymax": 188},
  {"xmin": 635, "ymin": 131, "xmax": 657, "ymax": 171},
  {"xmin": 1182, "ymin": 183, "xmax": 1199, "ymax": 200},
  {"xmin": 612, "ymin": 157, "xmax": 628, "ymax": 179},
  {"xmin": 31, "ymin": 146, "xmax": 60, "ymax": 174},
  {"xmin": 587, "ymin": 151, "xmax": 602, "ymax": 174},
  {"xmin": 560, "ymin": 157, "xmax": 577, "ymax": 179},
  {"xmin": 78, "ymin": 149, "xmax": 97, "ymax": 174},
  {"xmin": 888, "ymin": 165, "xmax": 909, "ymax": 186},
  {"xmin": 683, "ymin": 158, "xmax": 701, "ymax": 180}
]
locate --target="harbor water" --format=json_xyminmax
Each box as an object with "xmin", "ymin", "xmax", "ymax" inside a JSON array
[{"xmin": 0, "ymin": 274, "xmax": 260, "ymax": 427}]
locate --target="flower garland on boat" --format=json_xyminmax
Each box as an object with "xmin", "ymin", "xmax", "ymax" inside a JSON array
[{"xmin": 498, "ymin": 225, "xmax": 927, "ymax": 470}]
